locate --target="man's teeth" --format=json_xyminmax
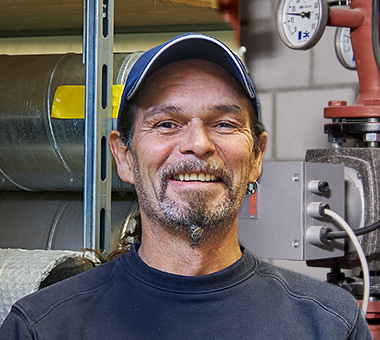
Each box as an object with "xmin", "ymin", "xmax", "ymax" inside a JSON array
[{"xmin": 173, "ymin": 173, "xmax": 217, "ymax": 182}]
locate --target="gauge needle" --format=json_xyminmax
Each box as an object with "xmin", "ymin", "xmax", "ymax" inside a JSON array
[{"xmin": 286, "ymin": 11, "xmax": 311, "ymax": 19}]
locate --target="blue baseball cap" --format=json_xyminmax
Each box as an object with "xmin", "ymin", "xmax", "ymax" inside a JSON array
[{"xmin": 117, "ymin": 33, "xmax": 260, "ymax": 130}]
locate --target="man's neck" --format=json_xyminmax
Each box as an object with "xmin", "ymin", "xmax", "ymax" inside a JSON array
[{"xmin": 137, "ymin": 217, "xmax": 242, "ymax": 276}]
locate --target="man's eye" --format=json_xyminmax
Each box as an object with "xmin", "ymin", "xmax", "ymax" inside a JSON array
[
  {"xmin": 216, "ymin": 122, "xmax": 237, "ymax": 130},
  {"xmin": 156, "ymin": 121, "xmax": 179, "ymax": 130}
]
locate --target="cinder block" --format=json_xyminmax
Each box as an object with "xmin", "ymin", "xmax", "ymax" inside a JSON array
[
  {"xmin": 241, "ymin": 0, "xmax": 274, "ymax": 21},
  {"xmin": 275, "ymin": 88, "xmax": 357, "ymax": 160}
]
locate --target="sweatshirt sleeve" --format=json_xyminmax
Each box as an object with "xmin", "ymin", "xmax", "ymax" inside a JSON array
[
  {"xmin": 348, "ymin": 307, "xmax": 374, "ymax": 340},
  {"xmin": 0, "ymin": 307, "xmax": 35, "ymax": 340}
]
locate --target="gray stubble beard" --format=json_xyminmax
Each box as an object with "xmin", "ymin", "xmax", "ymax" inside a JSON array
[{"xmin": 133, "ymin": 157, "xmax": 249, "ymax": 245}]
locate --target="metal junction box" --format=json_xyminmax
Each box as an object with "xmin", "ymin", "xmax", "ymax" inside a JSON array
[{"xmin": 238, "ymin": 162, "xmax": 345, "ymax": 261}]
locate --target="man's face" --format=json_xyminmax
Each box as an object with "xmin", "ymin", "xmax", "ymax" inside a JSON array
[{"xmin": 115, "ymin": 59, "xmax": 264, "ymax": 243}]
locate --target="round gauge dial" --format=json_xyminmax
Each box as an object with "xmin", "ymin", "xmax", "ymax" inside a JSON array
[
  {"xmin": 335, "ymin": 27, "xmax": 356, "ymax": 70},
  {"xmin": 276, "ymin": 0, "xmax": 329, "ymax": 50}
]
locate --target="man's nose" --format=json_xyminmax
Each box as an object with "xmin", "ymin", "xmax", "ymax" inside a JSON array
[{"xmin": 179, "ymin": 120, "xmax": 216, "ymax": 157}]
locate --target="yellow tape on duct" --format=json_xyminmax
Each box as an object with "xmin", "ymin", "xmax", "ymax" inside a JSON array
[{"xmin": 51, "ymin": 85, "xmax": 124, "ymax": 119}]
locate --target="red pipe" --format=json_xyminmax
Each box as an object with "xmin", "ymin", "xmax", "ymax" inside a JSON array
[
  {"xmin": 218, "ymin": 0, "xmax": 240, "ymax": 43},
  {"xmin": 359, "ymin": 301, "xmax": 380, "ymax": 339},
  {"xmin": 328, "ymin": 7, "xmax": 364, "ymax": 28},
  {"xmin": 325, "ymin": 0, "xmax": 380, "ymax": 118}
]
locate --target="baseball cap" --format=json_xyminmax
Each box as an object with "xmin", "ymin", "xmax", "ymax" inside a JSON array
[{"xmin": 117, "ymin": 33, "xmax": 260, "ymax": 130}]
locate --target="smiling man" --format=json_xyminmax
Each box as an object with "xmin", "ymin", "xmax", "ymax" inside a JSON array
[
  {"xmin": 0, "ymin": 33, "xmax": 372, "ymax": 339},
  {"xmin": 109, "ymin": 57, "xmax": 264, "ymax": 276}
]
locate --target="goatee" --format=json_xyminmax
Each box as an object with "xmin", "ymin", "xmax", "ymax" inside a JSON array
[{"xmin": 134, "ymin": 158, "xmax": 248, "ymax": 245}]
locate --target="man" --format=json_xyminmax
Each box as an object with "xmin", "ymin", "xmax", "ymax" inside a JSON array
[{"xmin": 0, "ymin": 33, "xmax": 372, "ymax": 339}]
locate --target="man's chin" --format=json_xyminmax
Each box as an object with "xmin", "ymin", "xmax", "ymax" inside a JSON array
[
  {"xmin": 164, "ymin": 186, "xmax": 227, "ymax": 207},
  {"xmin": 160, "ymin": 195, "xmax": 231, "ymax": 224}
]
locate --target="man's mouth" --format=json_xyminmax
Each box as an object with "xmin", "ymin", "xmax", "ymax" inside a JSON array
[{"xmin": 171, "ymin": 173, "xmax": 220, "ymax": 182}]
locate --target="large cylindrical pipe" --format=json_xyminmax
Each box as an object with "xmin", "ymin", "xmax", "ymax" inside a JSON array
[
  {"xmin": 0, "ymin": 191, "xmax": 137, "ymax": 251},
  {"xmin": 0, "ymin": 53, "xmax": 139, "ymax": 192}
]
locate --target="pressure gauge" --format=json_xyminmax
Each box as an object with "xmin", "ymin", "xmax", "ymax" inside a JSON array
[
  {"xmin": 276, "ymin": 0, "xmax": 329, "ymax": 50},
  {"xmin": 335, "ymin": 27, "xmax": 356, "ymax": 70}
]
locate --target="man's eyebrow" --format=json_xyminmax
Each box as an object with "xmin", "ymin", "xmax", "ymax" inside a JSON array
[
  {"xmin": 211, "ymin": 104, "xmax": 245, "ymax": 115},
  {"xmin": 142, "ymin": 104, "xmax": 245, "ymax": 122},
  {"xmin": 144, "ymin": 105, "xmax": 182, "ymax": 119}
]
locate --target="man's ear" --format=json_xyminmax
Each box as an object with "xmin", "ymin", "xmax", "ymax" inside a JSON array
[
  {"xmin": 248, "ymin": 132, "xmax": 267, "ymax": 183},
  {"xmin": 109, "ymin": 130, "xmax": 135, "ymax": 184}
]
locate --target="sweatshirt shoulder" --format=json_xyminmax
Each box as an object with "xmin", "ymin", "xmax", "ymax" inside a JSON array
[
  {"xmin": 255, "ymin": 259, "xmax": 361, "ymax": 326},
  {"xmin": 11, "ymin": 256, "xmax": 123, "ymax": 324}
]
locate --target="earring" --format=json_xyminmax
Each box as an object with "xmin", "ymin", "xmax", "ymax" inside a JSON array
[{"xmin": 246, "ymin": 180, "xmax": 259, "ymax": 195}]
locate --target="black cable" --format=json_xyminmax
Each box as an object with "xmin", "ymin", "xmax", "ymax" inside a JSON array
[
  {"xmin": 372, "ymin": 0, "xmax": 380, "ymax": 72},
  {"xmin": 326, "ymin": 219, "xmax": 380, "ymax": 240},
  {"xmin": 327, "ymin": 0, "xmax": 351, "ymax": 6}
]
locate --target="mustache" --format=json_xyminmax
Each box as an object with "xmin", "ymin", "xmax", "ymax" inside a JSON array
[{"xmin": 159, "ymin": 159, "xmax": 233, "ymax": 186}]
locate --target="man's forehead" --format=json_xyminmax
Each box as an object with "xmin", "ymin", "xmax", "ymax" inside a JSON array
[
  {"xmin": 137, "ymin": 59, "xmax": 247, "ymax": 101},
  {"xmin": 143, "ymin": 103, "xmax": 247, "ymax": 118},
  {"xmin": 148, "ymin": 59, "xmax": 234, "ymax": 79}
]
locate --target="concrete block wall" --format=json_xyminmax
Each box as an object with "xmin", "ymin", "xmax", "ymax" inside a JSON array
[{"xmin": 241, "ymin": 0, "xmax": 358, "ymax": 161}]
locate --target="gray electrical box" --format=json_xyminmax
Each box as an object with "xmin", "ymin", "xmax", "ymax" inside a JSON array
[{"xmin": 238, "ymin": 162, "xmax": 345, "ymax": 261}]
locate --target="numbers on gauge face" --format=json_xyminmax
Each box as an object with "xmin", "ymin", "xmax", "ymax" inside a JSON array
[
  {"xmin": 276, "ymin": 0, "xmax": 327, "ymax": 50},
  {"xmin": 284, "ymin": 0, "xmax": 319, "ymax": 46}
]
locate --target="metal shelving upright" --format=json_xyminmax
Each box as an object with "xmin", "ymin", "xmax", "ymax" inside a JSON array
[{"xmin": 83, "ymin": 0, "xmax": 114, "ymax": 251}]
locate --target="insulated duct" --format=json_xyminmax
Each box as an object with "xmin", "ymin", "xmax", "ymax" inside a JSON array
[
  {"xmin": 0, "ymin": 191, "xmax": 138, "ymax": 251},
  {"xmin": 0, "ymin": 52, "xmax": 141, "ymax": 192}
]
